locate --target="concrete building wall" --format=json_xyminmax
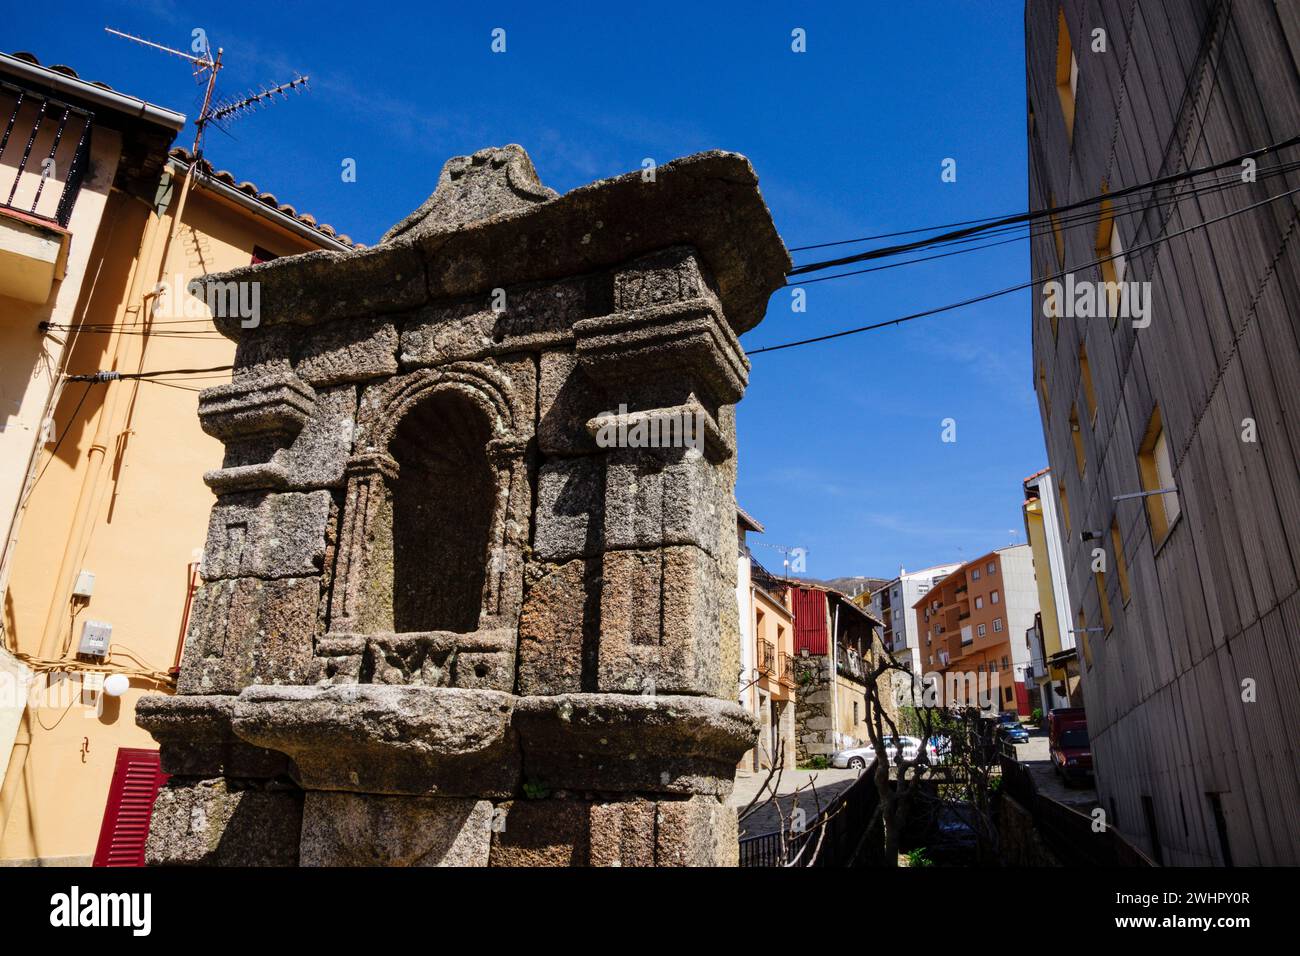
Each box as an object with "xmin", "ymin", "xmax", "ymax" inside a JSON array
[{"xmin": 1028, "ymin": 0, "xmax": 1300, "ymax": 864}]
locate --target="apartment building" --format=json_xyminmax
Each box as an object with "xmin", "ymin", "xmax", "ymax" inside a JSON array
[
  {"xmin": 1022, "ymin": 468, "xmax": 1080, "ymax": 711},
  {"xmin": 1028, "ymin": 1, "xmax": 1300, "ymax": 864},
  {"xmin": 0, "ymin": 52, "xmax": 349, "ymax": 865},
  {"xmin": 913, "ymin": 545, "xmax": 1037, "ymax": 714},
  {"xmin": 867, "ymin": 563, "xmax": 961, "ymax": 675},
  {"xmin": 789, "ymin": 581, "xmax": 888, "ymax": 763}
]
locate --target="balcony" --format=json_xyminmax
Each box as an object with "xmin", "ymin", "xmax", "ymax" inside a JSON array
[
  {"xmin": 779, "ymin": 651, "xmax": 795, "ymax": 687},
  {"xmin": 0, "ymin": 82, "xmax": 92, "ymax": 303},
  {"xmin": 759, "ymin": 639, "xmax": 776, "ymax": 675}
]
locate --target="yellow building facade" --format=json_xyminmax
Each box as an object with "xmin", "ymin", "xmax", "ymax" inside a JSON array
[{"xmin": 0, "ymin": 59, "xmax": 348, "ymax": 864}]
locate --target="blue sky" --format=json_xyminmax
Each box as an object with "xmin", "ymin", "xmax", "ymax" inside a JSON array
[{"xmin": 11, "ymin": 0, "xmax": 1045, "ymax": 579}]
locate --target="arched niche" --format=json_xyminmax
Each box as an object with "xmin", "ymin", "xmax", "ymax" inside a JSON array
[
  {"xmin": 389, "ymin": 388, "xmax": 494, "ymax": 633},
  {"xmin": 328, "ymin": 363, "xmax": 528, "ymax": 653}
]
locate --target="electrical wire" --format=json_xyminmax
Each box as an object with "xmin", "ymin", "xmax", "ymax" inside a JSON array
[
  {"xmin": 748, "ymin": 182, "xmax": 1300, "ymax": 355},
  {"xmin": 787, "ymin": 159, "xmax": 1300, "ymax": 286},
  {"xmin": 786, "ymin": 132, "xmax": 1300, "ymax": 275}
]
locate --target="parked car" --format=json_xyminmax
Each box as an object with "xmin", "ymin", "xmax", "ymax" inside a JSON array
[
  {"xmin": 1047, "ymin": 707, "xmax": 1092, "ymax": 784},
  {"xmin": 832, "ymin": 735, "xmax": 922, "ymax": 769},
  {"xmin": 998, "ymin": 722, "xmax": 1030, "ymax": 745},
  {"xmin": 925, "ymin": 735, "xmax": 952, "ymax": 764}
]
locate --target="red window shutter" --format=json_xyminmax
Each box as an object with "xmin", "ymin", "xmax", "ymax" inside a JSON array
[{"xmin": 92, "ymin": 748, "xmax": 169, "ymax": 867}]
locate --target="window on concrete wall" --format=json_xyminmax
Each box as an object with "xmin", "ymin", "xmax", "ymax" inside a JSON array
[
  {"xmin": 1056, "ymin": 6, "xmax": 1078, "ymax": 141},
  {"xmin": 1096, "ymin": 567, "xmax": 1113, "ymax": 634},
  {"xmin": 972, "ymin": 568, "xmax": 981, "ymax": 581},
  {"xmin": 1077, "ymin": 609, "xmax": 1092, "ymax": 667},
  {"xmin": 1038, "ymin": 365, "xmax": 1051, "ymax": 421},
  {"xmin": 977, "ymin": 624, "xmax": 986, "ymax": 637},
  {"xmin": 1110, "ymin": 517, "xmax": 1131, "ymax": 603},
  {"xmin": 1079, "ymin": 342, "xmax": 1097, "ymax": 423},
  {"xmin": 987, "ymin": 562, "xmax": 996, "ymax": 575},
  {"xmin": 991, "ymin": 590, "xmax": 1000, "ymax": 604},
  {"xmin": 1048, "ymin": 190, "xmax": 1066, "ymax": 273},
  {"xmin": 1138, "ymin": 405, "xmax": 1181, "ymax": 545},
  {"xmin": 1059, "ymin": 481, "xmax": 1072, "ymax": 533},
  {"xmin": 993, "ymin": 618, "xmax": 1003, "ymax": 633},
  {"xmin": 1096, "ymin": 196, "xmax": 1128, "ymax": 323},
  {"xmin": 975, "ymin": 596, "xmax": 984, "ymax": 610},
  {"xmin": 1069, "ymin": 404, "xmax": 1086, "ymax": 475}
]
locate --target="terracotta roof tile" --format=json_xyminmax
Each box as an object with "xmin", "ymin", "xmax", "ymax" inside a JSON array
[{"xmin": 169, "ymin": 146, "xmax": 357, "ymax": 248}]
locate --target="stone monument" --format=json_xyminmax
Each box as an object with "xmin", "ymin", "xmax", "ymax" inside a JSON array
[{"xmin": 137, "ymin": 145, "xmax": 790, "ymax": 866}]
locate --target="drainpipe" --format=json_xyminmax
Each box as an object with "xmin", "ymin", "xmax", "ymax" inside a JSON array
[{"xmin": 830, "ymin": 599, "xmax": 840, "ymax": 751}]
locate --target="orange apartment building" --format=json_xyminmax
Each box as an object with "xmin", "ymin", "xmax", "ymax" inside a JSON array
[
  {"xmin": 735, "ymin": 509, "xmax": 796, "ymax": 771},
  {"xmin": 913, "ymin": 544, "xmax": 1038, "ymax": 714}
]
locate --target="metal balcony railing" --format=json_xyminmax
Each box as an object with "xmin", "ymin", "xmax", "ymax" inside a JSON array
[
  {"xmin": 0, "ymin": 82, "xmax": 93, "ymax": 229},
  {"xmin": 759, "ymin": 640, "xmax": 776, "ymax": 674}
]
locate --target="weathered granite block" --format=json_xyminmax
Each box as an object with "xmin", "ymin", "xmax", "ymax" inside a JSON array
[
  {"xmin": 490, "ymin": 795, "xmax": 735, "ymax": 866},
  {"xmin": 399, "ymin": 299, "xmax": 496, "ymax": 367},
  {"xmin": 537, "ymin": 348, "xmax": 608, "ymax": 455},
  {"xmin": 574, "ymin": 300, "xmax": 748, "ymax": 407},
  {"xmin": 516, "ymin": 559, "xmax": 599, "ymax": 695},
  {"xmin": 230, "ymin": 684, "xmax": 521, "ymax": 797},
  {"xmin": 146, "ymin": 778, "xmax": 303, "ymax": 867},
  {"xmin": 300, "ymin": 792, "xmax": 492, "ymax": 866},
  {"xmin": 602, "ymin": 447, "xmax": 723, "ymax": 556},
  {"xmin": 177, "ymin": 576, "xmax": 320, "ymax": 695},
  {"xmin": 200, "ymin": 490, "xmax": 332, "ymax": 580},
  {"xmin": 597, "ymin": 545, "xmax": 721, "ymax": 696},
  {"xmin": 205, "ymin": 384, "xmax": 357, "ymax": 494},
  {"xmin": 656, "ymin": 795, "xmax": 739, "ymax": 866},
  {"xmin": 136, "ymin": 694, "xmax": 291, "ymax": 778},
  {"xmin": 534, "ymin": 457, "xmax": 604, "ymax": 562},
  {"xmin": 613, "ymin": 246, "xmax": 720, "ymax": 312},
  {"xmin": 198, "ymin": 371, "xmax": 316, "ymax": 442},
  {"xmin": 513, "ymin": 693, "xmax": 756, "ymax": 796},
  {"xmin": 295, "ymin": 316, "xmax": 398, "ymax": 385},
  {"xmin": 490, "ymin": 799, "xmax": 656, "ymax": 867}
]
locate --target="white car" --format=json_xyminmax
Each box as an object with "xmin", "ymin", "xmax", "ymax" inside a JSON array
[{"xmin": 831, "ymin": 736, "xmax": 922, "ymax": 769}]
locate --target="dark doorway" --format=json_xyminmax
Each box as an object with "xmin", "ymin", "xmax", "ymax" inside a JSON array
[
  {"xmin": 1141, "ymin": 794, "xmax": 1164, "ymax": 865},
  {"xmin": 389, "ymin": 389, "xmax": 494, "ymax": 633},
  {"xmin": 1206, "ymin": 792, "xmax": 1234, "ymax": 867}
]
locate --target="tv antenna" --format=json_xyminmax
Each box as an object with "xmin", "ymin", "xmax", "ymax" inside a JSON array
[
  {"xmin": 751, "ymin": 541, "xmax": 809, "ymax": 576},
  {"xmin": 104, "ymin": 27, "xmax": 309, "ymax": 163}
]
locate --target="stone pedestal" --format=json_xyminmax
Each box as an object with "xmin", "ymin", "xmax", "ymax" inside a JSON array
[{"xmin": 139, "ymin": 144, "xmax": 788, "ymax": 866}]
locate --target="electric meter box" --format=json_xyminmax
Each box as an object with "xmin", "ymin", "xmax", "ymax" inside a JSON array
[{"xmin": 78, "ymin": 620, "xmax": 112, "ymax": 658}]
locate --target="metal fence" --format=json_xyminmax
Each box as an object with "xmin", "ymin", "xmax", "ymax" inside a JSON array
[
  {"xmin": 738, "ymin": 770, "xmax": 883, "ymax": 867},
  {"xmin": 999, "ymin": 755, "xmax": 1155, "ymax": 866}
]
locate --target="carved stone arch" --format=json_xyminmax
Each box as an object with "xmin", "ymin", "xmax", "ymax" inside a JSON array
[
  {"xmin": 328, "ymin": 362, "xmax": 532, "ymax": 686},
  {"xmin": 353, "ymin": 361, "xmax": 520, "ymax": 458}
]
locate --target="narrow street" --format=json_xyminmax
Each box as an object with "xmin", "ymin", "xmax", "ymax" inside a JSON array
[
  {"xmin": 730, "ymin": 767, "xmax": 863, "ymax": 838},
  {"xmin": 1013, "ymin": 728, "xmax": 1099, "ymax": 812}
]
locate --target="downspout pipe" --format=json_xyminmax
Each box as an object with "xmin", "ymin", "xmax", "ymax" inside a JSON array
[{"xmin": 830, "ymin": 599, "xmax": 840, "ymax": 752}]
